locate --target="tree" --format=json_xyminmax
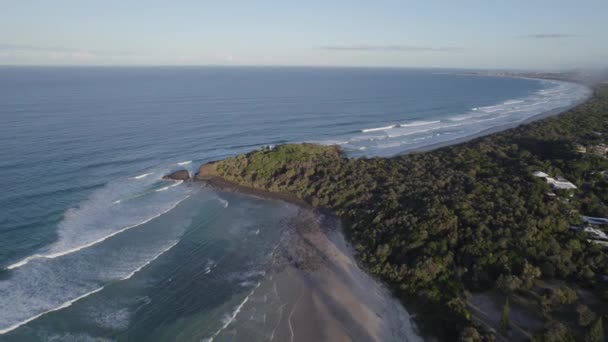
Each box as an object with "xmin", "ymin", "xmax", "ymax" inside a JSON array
[
  {"xmin": 577, "ymin": 304, "xmax": 597, "ymax": 327},
  {"xmin": 496, "ymin": 274, "xmax": 522, "ymax": 294},
  {"xmin": 542, "ymin": 322, "xmax": 572, "ymax": 342},
  {"xmin": 521, "ymin": 261, "xmax": 542, "ymax": 289},
  {"xmin": 500, "ymin": 298, "xmax": 510, "ymax": 333},
  {"xmin": 459, "ymin": 326, "xmax": 482, "ymax": 342},
  {"xmin": 586, "ymin": 317, "xmax": 604, "ymax": 342}
]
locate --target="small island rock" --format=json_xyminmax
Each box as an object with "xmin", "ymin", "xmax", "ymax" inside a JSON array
[{"xmin": 163, "ymin": 169, "xmax": 190, "ymax": 181}]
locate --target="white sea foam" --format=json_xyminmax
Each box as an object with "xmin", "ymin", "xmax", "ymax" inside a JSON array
[
  {"xmin": 120, "ymin": 240, "xmax": 179, "ymax": 281},
  {"xmin": 0, "ymin": 239, "xmax": 180, "ymax": 335},
  {"xmin": 177, "ymin": 160, "xmax": 192, "ymax": 166},
  {"xmin": 203, "ymin": 260, "xmax": 217, "ymax": 274},
  {"xmin": 504, "ymin": 99, "xmax": 524, "ymax": 105},
  {"xmin": 387, "ymin": 127, "xmax": 436, "ymax": 138},
  {"xmin": 216, "ymin": 197, "xmax": 229, "ymax": 208},
  {"xmin": 205, "ymin": 282, "xmax": 261, "ymax": 342},
  {"xmin": 154, "ymin": 180, "xmax": 183, "ymax": 193},
  {"xmin": 399, "ymin": 120, "xmax": 440, "ymax": 127},
  {"xmin": 336, "ymin": 80, "xmax": 590, "ymax": 156},
  {"xmin": 361, "ymin": 124, "xmax": 396, "ymax": 133},
  {"xmin": 478, "ymin": 105, "xmax": 503, "ymax": 113},
  {"xmin": 6, "ymin": 196, "xmax": 188, "ymax": 270},
  {"xmin": 450, "ymin": 115, "xmax": 474, "ymax": 121},
  {"xmin": 133, "ymin": 172, "xmax": 153, "ymax": 180},
  {"xmin": 0, "ymin": 287, "xmax": 105, "ymax": 335}
]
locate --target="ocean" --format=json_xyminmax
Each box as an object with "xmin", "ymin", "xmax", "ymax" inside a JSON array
[{"xmin": 0, "ymin": 67, "xmax": 590, "ymax": 341}]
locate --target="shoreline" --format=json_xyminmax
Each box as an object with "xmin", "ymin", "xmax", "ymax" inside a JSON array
[
  {"xmin": 191, "ymin": 80, "xmax": 604, "ymax": 341},
  {"xmin": 397, "ymin": 78, "xmax": 592, "ymax": 155},
  {"xmin": 196, "ymin": 79, "xmax": 592, "ymax": 187},
  {"xmin": 203, "ymin": 200, "xmax": 422, "ymax": 341},
  {"xmin": 196, "ymin": 175, "xmax": 311, "ymax": 209}
]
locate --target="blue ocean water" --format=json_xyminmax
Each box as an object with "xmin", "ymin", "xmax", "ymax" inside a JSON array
[{"xmin": 0, "ymin": 67, "xmax": 590, "ymax": 340}]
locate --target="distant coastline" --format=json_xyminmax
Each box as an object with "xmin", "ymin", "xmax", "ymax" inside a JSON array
[
  {"xmin": 402, "ymin": 78, "xmax": 592, "ymax": 155},
  {"xmin": 192, "ymin": 82, "xmax": 608, "ymax": 340}
]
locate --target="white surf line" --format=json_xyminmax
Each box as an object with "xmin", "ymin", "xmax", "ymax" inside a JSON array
[
  {"xmin": 0, "ymin": 286, "xmax": 105, "ymax": 335},
  {"xmin": 361, "ymin": 125, "xmax": 396, "ymax": 133},
  {"xmin": 133, "ymin": 172, "xmax": 154, "ymax": 180},
  {"xmin": 399, "ymin": 120, "xmax": 440, "ymax": 127},
  {"xmin": 287, "ymin": 288, "xmax": 304, "ymax": 342},
  {"xmin": 0, "ymin": 240, "xmax": 180, "ymax": 335},
  {"xmin": 6, "ymin": 195, "xmax": 191, "ymax": 270},
  {"xmin": 120, "ymin": 240, "xmax": 179, "ymax": 281},
  {"xmin": 177, "ymin": 160, "xmax": 192, "ymax": 166},
  {"xmin": 155, "ymin": 180, "xmax": 184, "ymax": 192},
  {"xmin": 206, "ymin": 282, "xmax": 262, "ymax": 342},
  {"xmin": 216, "ymin": 197, "xmax": 229, "ymax": 208},
  {"xmin": 269, "ymin": 301, "xmax": 288, "ymax": 341}
]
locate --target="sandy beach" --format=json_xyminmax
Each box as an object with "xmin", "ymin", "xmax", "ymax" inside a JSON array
[{"xmin": 207, "ymin": 205, "xmax": 421, "ymax": 342}]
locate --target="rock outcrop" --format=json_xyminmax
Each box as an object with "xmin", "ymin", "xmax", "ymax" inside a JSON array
[{"xmin": 163, "ymin": 169, "xmax": 190, "ymax": 181}]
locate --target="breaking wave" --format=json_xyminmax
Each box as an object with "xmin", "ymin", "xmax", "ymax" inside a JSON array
[
  {"xmin": 399, "ymin": 120, "xmax": 440, "ymax": 127},
  {"xmin": 154, "ymin": 180, "xmax": 183, "ymax": 193},
  {"xmin": 133, "ymin": 173, "xmax": 153, "ymax": 180},
  {"xmin": 333, "ymin": 79, "xmax": 590, "ymax": 156},
  {"xmin": 6, "ymin": 173, "xmax": 190, "ymax": 270},
  {"xmin": 0, "ymin": 241, "xmax": 179, "ymax": 335},
  {"xmin": 361, "ymin": 125, "xmax": 396, "ymax": 133},
  {"xmin": 203, "ymin": 282, "xmax": 261, "ymax": 342}
]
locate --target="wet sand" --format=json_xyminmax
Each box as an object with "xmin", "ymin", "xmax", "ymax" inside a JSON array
[{"xmin": 211, "ymin": 208, "xmax": 421, "ymax": 342}]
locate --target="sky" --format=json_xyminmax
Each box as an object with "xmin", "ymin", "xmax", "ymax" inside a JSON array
[{"xmin": 0, "ymin": 0, "xmax": 607, "ymax": 69}]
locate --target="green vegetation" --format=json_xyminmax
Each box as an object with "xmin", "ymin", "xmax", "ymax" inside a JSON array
[
  {"xmin": 586, "ymin": 317, "xmax": 604, "ymax": 342},
  {"xmin": 198, "ymin": 85, "xmax": 608, "ymax": 340},
  {"xmin": 500, "ymin": 298, "xmax": 510, "ymax": 333}
]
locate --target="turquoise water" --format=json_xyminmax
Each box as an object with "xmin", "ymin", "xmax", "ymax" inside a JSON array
[{"xmin": 0, "ymin": 67, "xmax": 590, "ymax": 340}]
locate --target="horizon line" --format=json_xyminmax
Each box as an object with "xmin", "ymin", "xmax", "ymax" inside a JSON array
[{"xmin": 0, "ymin": 64, "xmax": 584, "ymax": 72}]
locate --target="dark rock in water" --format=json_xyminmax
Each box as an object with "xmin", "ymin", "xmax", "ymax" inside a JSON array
[{"xmin": 163, "ymin": 169, "xmax": 190, "ymax": 181}]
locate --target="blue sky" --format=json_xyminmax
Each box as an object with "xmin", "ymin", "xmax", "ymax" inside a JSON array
[{"xmin": 1, "ymin": 0, "xmax": 606, "ymax": 69}]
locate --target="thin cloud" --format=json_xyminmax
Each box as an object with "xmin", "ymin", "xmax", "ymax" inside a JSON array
[
  {"xmin": 519, "ymin": 33, "xmax": 581, "ymax": 39},
  {"xmin": 319, "ymin": 45, "xmax": 464, "ymax": 52},
  {"xmin": 0, "ymin": 43, "xmax": 132, "ymax": 56}
]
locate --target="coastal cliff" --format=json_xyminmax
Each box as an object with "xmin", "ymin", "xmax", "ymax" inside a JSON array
[{"xmin": 195, "ymin": 85, "xmax": 608, "ymax": 341}]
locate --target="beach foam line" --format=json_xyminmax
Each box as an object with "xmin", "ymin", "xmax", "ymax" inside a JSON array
[
  {"xmin": 478, "ymin": 106, "xmax": 503, "ymax": 113},
  {"xmin": 0, "ymin": 286, "xmax": 105, "ymax": 335},
  {"xmin": 399, "ymin": 120, "xmax": 440, "ymax": 127},
  {"xmin": 5, "ymin": 195, "xmax": 190, "ymax": 270},
  {"xmin": 504, "ymin": 99, "xmax": 524, "ymax": 105},
  {"xmin": 0, "ymin": 240, "xmax": 180, "ymax": 335},
  {"xmin": 120, "ymin": 240, "xmax": 179, "ymax": 281},
  {"xmin": 216, "ymin": 198, "xmax": 229, "ymax": 208},
  {"xmin": 133, "ymin": 172, "xmax": 153, "ymax": 180},
  {"xmin": 205, "ymin": 282, "xmax": 261, "ymax": 342},
  {"xmin": 450, "ymin": 115, "xmax": 474, "ymax": 122},
  {"xmin": 155, "ymin": 180, "xmax": 183, "ymax": 192},
  {"xmin": 361, "ymin": 125, "xmax": 396, "ymax": 133},
  {"xmin": 177, "ymin": 160, "xmax": 192, "ymax": 166}
]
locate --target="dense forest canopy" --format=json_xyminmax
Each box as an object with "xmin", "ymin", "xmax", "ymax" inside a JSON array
[{"xmin": 197, "ymin": 85, "xmax": 608, "ymax": 340}]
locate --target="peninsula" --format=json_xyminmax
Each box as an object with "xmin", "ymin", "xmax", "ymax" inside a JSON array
[{"xmin": 194, "ymin": 84, "xmax": 608, "ymax": 340}]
